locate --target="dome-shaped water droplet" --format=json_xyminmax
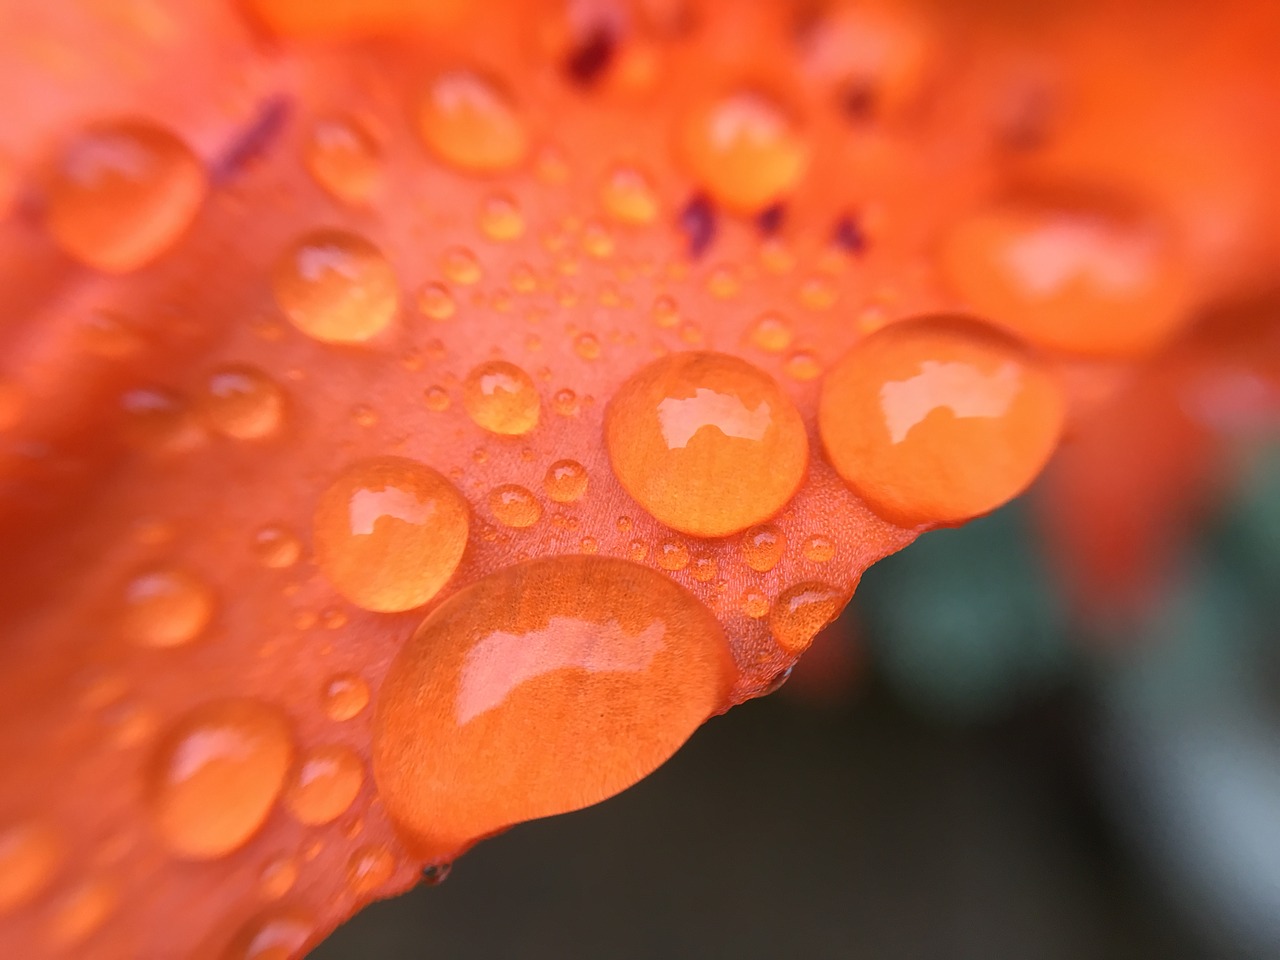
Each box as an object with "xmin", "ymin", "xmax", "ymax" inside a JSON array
[
  {"xmin": 346, "ymin": 845, "xmax": 395, "ymax": 894},
  {"xmin": 463, "ymin": 361, "xmax": 541, "ymax": 436},
  {"xmin": 679, "ymin": 92, "xmax": 809, "ymax": 212},
  {"xmin": 120, "ymin": 566, "xmax": 215, "ymax": 648},
  {"xmin": 801, "ymin": 534, "xmax": 834, "ymax": 563},
  {"xmin": 544, "ymin": 459, "xmax": 588, "ymax": 503},
  {"xmin": 252, "ymin": 525, "xmax": 301, "ymax": 568},
  {"xmin": 747, "ymin": 311, "xmax": 793, "ymax": 353},
  {"xmin": 417, "ymin": 71, "xmax": 529, "ymax": 173},
  {"xmin": 373, "ymin": 556, "xmax": 734, "ymax": 859},
  {"xmin": 441, "ymin": 246, "xmax": 482, "ymax": 285},
  {"xmin": 303, "ymin": 115, "xmax": 381, "ymax": 207},
  {"xmin": 322, "ymin": 673, "xmax": 370, "ymax": 722},
  {"xmin": 600, "ymin": 165, "xmax": 658, "ymax": 225},
  {"xmin": 819, "ymin": 315, "xmax": 1066, "ymax": 524},
  {"xmin": 417, "ymin": 282, "xmax": 456, "ymax": 321},
  {"xmin": 488, "ymin": 484, "xmax": 542, "ymax": 528},
  {"xmin": 605, "ymin": 352, "xmax": 809, "ymax": 537},
  {"xmin": 224, "ymin": 910, "xmax": 314, "ymax": 960},
  {"xmin": 284, "ymin": 744, "xmax": 363, "ymax": 825},
  {"xmin": 44, "ymin": 119, "xmax": 206, "ymax": 272},
  {"xmin": 202, "ymin": 366, "xmax": 285, "ymax": 439},
  {"xmin": 272, "ymin": 229, "xmax": 398, "ymax": 344},
  {"xmin": 656, "ymin": 539, "xmax": 690, "ymax": 571},
  {"xmin": 313, "ymin": 457, "xmax": 470, "ymax": 612},
  {"xmin": 479, "ymin": 193, "xmax": 525, "ymax": 241},
  {"xmin": 741, "ymin": 525, "xmax": 785, "ymax": 572}
]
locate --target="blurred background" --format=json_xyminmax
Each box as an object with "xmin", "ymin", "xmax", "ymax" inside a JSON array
[{"xmin": 317, "ymin": 441, "xmax": 1280, "ymax": 960}]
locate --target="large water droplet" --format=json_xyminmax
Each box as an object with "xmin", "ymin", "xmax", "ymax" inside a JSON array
[
  {"xmin": 605, "ymin": 352, "xmax": 809, "ymax": 537},
  {"xmin": 373, "ymin": 556, "xmax": 734, "ymax": 859},
  {"xmin": 284, "ymin": 744, "xmax": 364, "ymax": 825},
  {"xmin": 417, "ymin": 71, "xmax": 528, "ymax": 173},
  {"xmin": 44, "ymin": 119, "xmax": 206, "ymax": 272},
  {"xmin": 147, "ymin": 700, "xmax": 292, "ymax": 859},
  {"xmin": 272, "ymin": 229, "xmax": 398, "ymax": 344},
  {"xmin": 819, "ymin": 315, "xmax": 1066, "ymax": 524},
  {"xmin": 463, "ymin": 361, "xmax": 541, "ymax": 436},
  {"xmin": 313, "ymin": 456, "xmax": 470, "ymax": 612}
]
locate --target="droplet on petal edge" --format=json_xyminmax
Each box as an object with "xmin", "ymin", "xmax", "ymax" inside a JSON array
[
  {"xmin": 819, "ymin": 314, "xmax": 1066, "ymax": 525},
  {"xmin": 373, "ymin": 556, "xmax": 734, "ymax": 860}
]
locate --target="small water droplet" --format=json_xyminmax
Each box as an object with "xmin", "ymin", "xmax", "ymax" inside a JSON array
[
  {"xmin": 784, "ymin": 350, "xmax": 822, "ymax": 381},
  {"xmin": 801, "ymin": 534, "xmax": 834, "ymax": 563},
  {"xmin": 544, "ymin": 459, "xmax": 588, "ymax": 503},
  {"xmin": 225, "ymin": 910, "xmax": 314, "ymax": 960},
  {"xmin": 601, "ymin": 165, "xmax": 658, "ymax": 225},
  {"xmin": 350, "ymin": 403, "xmax": 378, "ymax": 428},
  {"xmin": 347, "ymin": 846, "xmax": 395, "ymax": 894},
  {"xmin": 284, "ymin": 744, "xmax": 364, "ymax": 825},
  {"xmin": 479, "ymin": 193, "xmax": 524, "ymax": 241},
  {"xmin": 741, "ymin": 525, "xmax": 785, "ymax": 572},
  {"xmin": 417, "ymin": 282, "xmax": 456, "ymax": 321},
  {"xmin": 252, "ymin": 526, "xmax": 300, "ymax": 568},
  {"xmin": 463, "ymin": 361, "xmax": 541, "ymax": 435},
  {"xmin": 689, "ymin": 555, "xmax": 717, "ymax": 582},
  {"xmin": 120, "ymin": 387, "xmax": 203, "ymax": 453},
  {"xmin": 424, "ymin": 385, "xmax": 451, "ymax": 412},
  {"xmin": 552, "ymin": 388, "xmax": 579, "ymax": 416},
  {"xmin": 322, "ymin": 673, "xmax": 371, "ymax": 722},
  {"xmin": 202, "ymin": 366, "xmax": 285, "ymax": 439},
  {"xmin": 120, "ymin": 566, "xmax": 215, "ymax": 648},
  {"xmin": 574, "ymin": 332, "xmax": 601, "ymax": 360},
  {"xmin": 489, "ymin": 484, "xmax": 542, "ymax": 528},
  {"xmin": 741, "ymin": 589, "xmax": 770, "ymax": 618},
  {"xmin": 273, "ymin": 230, "xmax": 398, "ymax": 344},
  {"xmin": 258, "ymin": 855, "xmax": 298, "ymax": 900},
  {"xmin": 304, "ymin": 115, "xmax": 381, "ymax": 206},
  {"xmin": 706, "ymin": 265, "xmax": 740, "ymax": 299},
  {"xmin": 747, "ymin": 312, "xmax": 793, "ymax": 353},
  {"xmin": 656, "ymin": 539, "xmax": 690, "ymax": 571},
  {"xmin": 651, "ymin": 295, "xmax": 680, "ymax": 329},
  {"xmin": 441, "ymin": 246, "xmax": 482, "ymax": 285},
  {"xmin": 797, "ymin": 275, "xmax": 838, "ymax": 311}
]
